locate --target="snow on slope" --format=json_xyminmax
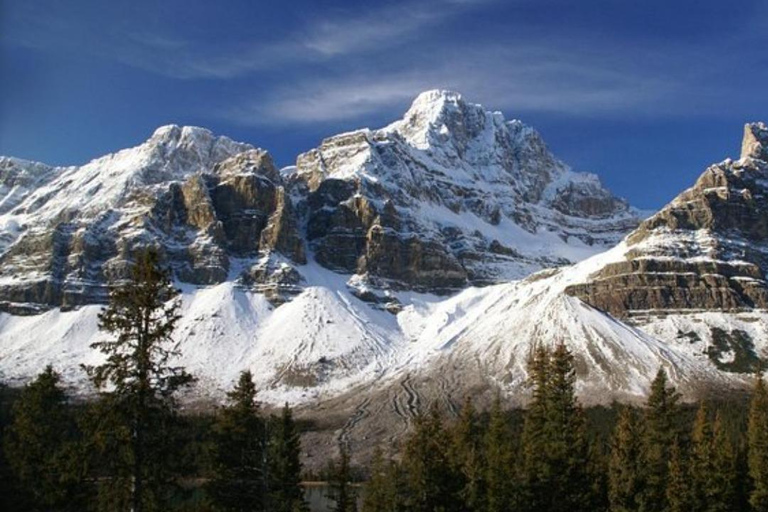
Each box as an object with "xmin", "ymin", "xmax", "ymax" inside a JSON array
[{"xmin": 0, "ymin": 243, "xmax": 746, "ymax": 405}]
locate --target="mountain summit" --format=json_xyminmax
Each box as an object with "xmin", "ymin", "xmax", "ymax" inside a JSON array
[{"xmin": 0, "ymin": 94, "xmax": 766, "ymax": 464}]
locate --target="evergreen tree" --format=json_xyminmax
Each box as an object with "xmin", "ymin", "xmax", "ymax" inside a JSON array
[
  {"xmin": 208, "ymin": 370, "xmax": 266, "ymax": 511},
  {"xmin": 267, "ymin": 404, "xmax": 307, "ymax": 512},
  {"xmin": 521, "ymin": 345, "xmax": 551, "ymax": 510},
  {"xmin": 638, "ymin": 368, "xmax": 680, "ymax": 512},
  {"xmin": 83, "ymin": 249, "xmax": 194, "ymax": 512},
  {"xmin": 708, "ymin": 411, "xmax": 736, "ymax": 512},
  {"xmin": 362, "ymin": 447, "xmax": 401, "ymax": 512},
  {"xmin": 4, "ymin": 365, "xmax": 88, "ymax": 510},
  {"xmin": 449, "ymin": 396, "xmax": 483, "ymax": 511},
  {"xmin": 484, "ymin": 394, "xmax": 516, "ymax": 512},
  {"xmin": 521, "ymin": 343, "xmax": 590, "ymax": 512},
  {"xmin": 749, "ymin": 371, "xmax": 768, "ymax": 511},
  {"xmin": 327, "ymin": 443, "xmax": 358, "ymax": 512},
  {"xmin": 691, "ymin": 402, "xmax": 714, "ymax": 512},
  {"xmin": 608, "ymin": 407, "xmax": 642, "ymax": 512},
  {"xmin": 401, "ymin": 405, "xmax": 458, "ymax": 512},
  {"xmin": 666, "ymin": 440, "xmax": 693, "ymax": 512}
]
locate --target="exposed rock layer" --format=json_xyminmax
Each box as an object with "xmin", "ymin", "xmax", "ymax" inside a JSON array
[{"xmin": 566, "ymin": 122, "xmax": 768, "ymax": 317}]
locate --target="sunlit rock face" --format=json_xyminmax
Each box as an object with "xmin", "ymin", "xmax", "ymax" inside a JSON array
[
  {"xmin": 294, "ymin": 90, "xmax": 642, "ymax": 292},
  {"xmin": 567, "ymin": 123, "xmax": 768, "ymax": 317}
]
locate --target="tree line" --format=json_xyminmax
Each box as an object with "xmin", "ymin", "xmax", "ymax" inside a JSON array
[
  {"xmin": 361, "ymin": 346, "xmax": 768, "ymax": 512},
  {"xmin": 0, "ymin": 251, "xmax": 307, "ymax": 512},
  {"xmin": 3, "ymin": 250, "xmax": 768, "ymax": 511}
]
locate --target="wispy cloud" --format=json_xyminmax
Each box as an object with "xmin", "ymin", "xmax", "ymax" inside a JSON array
[
  {"xmin": 216, "ymin": 43, "xmax": 681, "ymax": 126},
  {"xmin": 2, "ymin": 0, "xmax": 488, "ymax": 80}
]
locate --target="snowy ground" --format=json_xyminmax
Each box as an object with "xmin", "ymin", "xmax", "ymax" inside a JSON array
[{"xmin": 0, "ymin": 242, "xmax": 756, "ymax": 406}]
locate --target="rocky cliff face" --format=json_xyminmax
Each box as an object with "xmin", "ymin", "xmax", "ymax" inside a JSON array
[
  {"xmin": 0, "ymin": 126, "xmax": 306, "ymax": 313},
  {"xmin": 566, "ymin": 122, "xmax": 768, "ymax": 317},
  {"xmin": 294, "ymin": 90, "xmax": 642, "ymax": 292},
  {"xmin": 0, "ymin": 91, "xmax": 642, "ymax": 313}
]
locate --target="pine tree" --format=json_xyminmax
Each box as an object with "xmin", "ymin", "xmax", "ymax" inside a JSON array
[
  {"xmin": 521, "ymin": 343, "xmax": 590, "ymax": 512},
  {"xmin": 449, "ymin": 396, "xmax": 483, "ymax": 511},
  {"xmin": 484, "ymin": 394, "xmax": 516, "ymax": 512},
  {"xmin": 83, "ymin": 249, "xmax": 194, "ymax": 512},
  {"xmin": 521, "ymin": 345, "xmax": 551, "ymax": 510},
  {"xmin": 638, "ymin": 368, "xmax": 680, "ymax": 512},
  {"xmin": 608, "ymin": 407, "xmax": 642, "ymax": 512},
  {"xmin": 208, "ymin": 370, "xmax": 266, "ymax": 511},
  {"xmin": 708, "ymin": 411, "xmax": 736, "ymax": 512},
  {"xmin": 267, "ymin": 404, "xmax": 307, "ymax": 512},
  {"xmin": 4, "ymin": 365, "xmax": 89, "ymax": 510},
  {"xmin": 362, "ymin": 447, "xmax": 401, "ymax": 512},
  {"xmin": 666, "ymin": 440, "xmax": 693, "ymax": 512},
  {"xmin": 327, "ymin": 443, "xmax": 358, "ymax": 512},
  {"xmin": 749, "ymin": 371, "xmax": 768, "ymax": 511},
  {"xmin": 691, "ymin": 402, "xmax": 714, "ymax": 512},
  {"xmin": 401, "ymin": 404, "xmax": 458, "ymax": 512}
]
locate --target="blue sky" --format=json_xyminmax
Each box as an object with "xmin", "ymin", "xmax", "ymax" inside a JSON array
[{"xmin": 1, "ymin": 0, "xmax": 767, "ymax": 209}]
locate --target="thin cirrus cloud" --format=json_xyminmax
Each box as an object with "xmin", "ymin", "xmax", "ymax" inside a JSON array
[
  {"xmin": 216, "ymin": 44, "xmax": 682, "ymax": 126},
  {"xmin": 2, "ymin": 0, "xmax": 761, "ymax": 131},
  {"xmin": 2, "ymin": 0, "xmax": 486, "ymax": 81}
]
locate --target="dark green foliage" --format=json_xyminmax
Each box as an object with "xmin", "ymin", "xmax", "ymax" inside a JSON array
[
  {"xmin": 267, "ymin": 404, "xmax": 308, "ymax": 512},
  {"xmin": 639, "ymin": 368, "xmax": 680, "ymax": 512},
  {"xmin": 362, "ymin": 447, "xmax": 402, "ymax": 512},
  {"xmin": 666, "ymin": 440, "xmax": 693, "ymax": 512},
  {"xmin": 401, "ymin": 405, "xmax": 459, "ymax": 512},
  {"xmin": 4, "ymin": 366, "xmax": 89, "ymax": 510},
  {"xmin": 326, "ymin": 443, "xmax": 358, "ymax": 512},
  {"xmin": 208, "ymin": 370, "xmax": 266, "ymax": 511},
  {"xmin": 449, "ymin": 396, "xmax": 484, "ymax": 512},
  {"xmin": 83, "ymin": 249, "xmax": 194, "ymax": 512},
  {"xmin": 484, "ymin": 395, "xmax": 517, "ymax": 512},
  {"xmin": 608, "ymin": 407, "xmax": 642, "ymax": 512},
  {"xmin": 691, "ymin": 404, "xmax": 736, "ymax": 512},
  {"xmin": 707, "ymin": 328, "xmax": 762, "ymax": 373},
  {"xmin": 521, "ymin": 344, "xmax": 591, "ymax": 512}
]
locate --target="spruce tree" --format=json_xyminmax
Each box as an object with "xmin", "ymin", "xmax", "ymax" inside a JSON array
[
  {"xmin": 485, "ymin": 394, "xmax": 516, "ymax": 512},
  {"xmin": 691, "ymin": 402, "xmax": 714, "ymax": 512},
  {"xmin": 708, "ymin": 411, "xmax": 736, "ymax": 512},
  {"xmin": 83, "ymin": 249, "xmax": 194, "ymax": 512},
  {"xmin": 4, "ymin": 365, "xmax": 88, "ymax": 510},
  {"xmin": 449, "ymin": 396, "xmax": 483, "ymax": 511},
  {"xmin": 401, "ymin": 404, "xmax": 458, "ymax": 512},
  {"xmin": 521, "ymin": 343, "xmax": 590, "ymax": 512},
  {"xmin": 545, "ymin": 343, "xmax": 591, "ymax": 512},
  {"xmin": 608, "ymin": 407, "xmax": 642, "ymax": 512},
  {"xmin": 327, "ymin": 443, "xmax": 358, "ymax": 512},
  {"xmin": 208, "ymin": 370, "xmax": 266, "ymax": 511},
  {"xmin": 267, "ymin": 404, "xmax": 307, "ymax": 512},
  {"xmin": 638, "ymin": 368, "xmax": 680, "ymax": 512},
  {"xmin": 362, "ymin": 447, "xmax": 401, "ymax": 512},
  {"xmin": 749, "ymin": 371, "xmax": 768, "ymax": 511},
  {"xmin": 521, "ymin": 345, "xmax": 550, "ymax": 510},
  {"xmin": 666, "ymin": 440, "xmax": 693, "ymax": 512}
]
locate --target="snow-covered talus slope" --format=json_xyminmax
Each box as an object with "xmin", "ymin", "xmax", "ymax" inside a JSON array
[{"xmin": 0, "ymin": 244, "xmax": 749, "ymax": 406}]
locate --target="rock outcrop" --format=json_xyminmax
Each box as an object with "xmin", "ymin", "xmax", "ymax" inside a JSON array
[
  {"xmin": 0, "ymin": 126, "xmax": 306, "ymax": 312},
  {"xmin": 0, "ymin": 91, "xmax": 642, "ymax": 312},
  {"xmin": 567, "ymin": 122, "xmax": 768, "ymax": 317},
  {"xmin": 295, "ymin": 90, "xmax": 643, "ymax": 292}
]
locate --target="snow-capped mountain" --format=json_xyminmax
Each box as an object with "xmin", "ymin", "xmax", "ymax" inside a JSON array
[
  {"xmin": 294, "ymin": 90, "xmax": 642, "ymax": 293},
  {"xmin": 2, "ymin": 92, "xmax": 766, "ymax": 437}
]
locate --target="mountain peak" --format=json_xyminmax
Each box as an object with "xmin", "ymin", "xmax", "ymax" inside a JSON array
[
  {"xmin": 741, "ymin": 122, "xmax": 768, "ymax": 161},
  {"xmin": 387, "ymin": 90, "xmax": 472, "ymax": 149}
]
